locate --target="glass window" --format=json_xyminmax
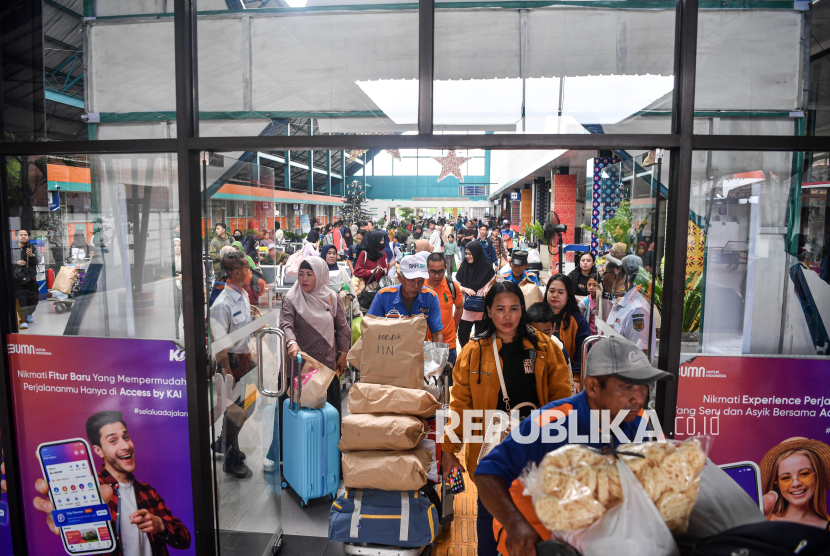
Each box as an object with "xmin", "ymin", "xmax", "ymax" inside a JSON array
[
  {"xmin": 685, "ymin": 150, "xmax": 828, "ymax": 355},
  {"xmin": 2, "ymin": 3, "xmax": 177, "ymax": 141},
  {"xmin": 434, "ymin": 2, "xmax": 676, "ymax": 134},
  {"xmin": 694, "ymin": 5, "xmax": 809, "ymax": 135},
  {"xmin": 5, "ymin": 152, "xmax": 182, "ymax": 339},
  {"xmin": 197, "ymin": 6, "xmax": 419, "ymax": 137}
]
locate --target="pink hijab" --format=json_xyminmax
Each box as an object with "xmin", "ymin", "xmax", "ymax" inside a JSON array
[{"xmin": 284, "ymin": 256, "xmax": 337, "ymax": 348}]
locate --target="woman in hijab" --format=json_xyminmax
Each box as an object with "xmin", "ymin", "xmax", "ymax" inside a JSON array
[
  {"xmin": 232, "ymin": 229, "xmax": 244, "ymax": 244},
  {"xmin": 411, "ymin": 224, "xmax": 424, "ymax": 240},
  {"xmin": 267, "ymin": 257, "xmax": 350, "ymax": 470},
  {"xmin": 320, "ymin": 244, "xmax": 350, "ymax": 294},
  {"xmin": 455, "ymin": 240, "xmax": 497, "ymax": 347},
  {"xmin": 381, "ymin": 230, "xmax": 394, "ymax": 262},
  {"xmin": 354, "ymin": 229, "xmax": 388, "ymax": 287},
  {"xmin": 414, "ymin": 239, "xmax": 432, "ymax": 255},
  {"xmin": 232, "ymin": 241, "xmax": 258, "ymax": 271}
]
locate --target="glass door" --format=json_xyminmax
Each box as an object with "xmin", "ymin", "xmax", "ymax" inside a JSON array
[{"xmin": 202, "ymin": 153, "xmax": 287, "ymax": 555}]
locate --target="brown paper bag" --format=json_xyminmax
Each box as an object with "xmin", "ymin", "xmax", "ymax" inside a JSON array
[
  {"xmin": 353, "ymin": 314, "xmax": 426, "ymax": 389},
  {"xmin": 342, "ymin": 446, "xmax": 433, "ymax": 491},
  {"xmin": 519, "ymin": 278, "xmax": 543, "ymax": 306},
  {"xmin": 346, "ymin": 336, "xmax": 363, "ymax": 369},
  {"xmin": 52, "ymin": 266, "xmax": 78, "ymax": 294},
  {"xmin": 348, "ymin": 383, "xmax": 441, "ymax": 418},
  {"xmin": 289, "ymin": 352, "xmax": 336, "ymax": 409},
  {"xmin": 339, "ymin": 414, "xmax": 428, "ymax": 451}
]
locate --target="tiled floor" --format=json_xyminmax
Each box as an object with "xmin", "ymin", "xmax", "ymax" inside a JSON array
[{"xmin": 433, "ymin": 455, "xmax": 478, "ymax": 556}]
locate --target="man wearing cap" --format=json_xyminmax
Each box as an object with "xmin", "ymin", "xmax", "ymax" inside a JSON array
[
  {"xmin": 607, "ymin": 254, "xmax": 658, "ymax": 356},
  {"xmin": 473, "ymin": 335, "xmax": 672, "ymax": 556},
  {"xmin": 499, "ymin": 250, "xmax": 539, "ymax": 286},
  {"xmin": 367, "ymin": 255, "xmax": 445, "ymax": 343},
  {"xmin": 501, "ymin": 220, "xmax": 515, "ymax": 253}
]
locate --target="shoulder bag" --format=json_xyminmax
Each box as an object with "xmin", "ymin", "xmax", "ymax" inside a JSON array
[
  {"xmin": 463, "ymin": 293, "xmax": 486, "ymax": 312},
  {"xmin": 478, "ymin": 338, "xmax": 537, "ymax": 463}
]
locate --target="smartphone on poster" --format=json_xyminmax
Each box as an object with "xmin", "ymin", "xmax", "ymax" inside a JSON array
[
  {"xmin": 36, "ymin": 439, "xmax": 116, "ymax": 555},
  {"xmin": 720, "ymin": 461, "xmax": 763, "ymax": 511},
  {"xmin": 447, "ymin": 466, "xmax": 465, "ymax": 494}
]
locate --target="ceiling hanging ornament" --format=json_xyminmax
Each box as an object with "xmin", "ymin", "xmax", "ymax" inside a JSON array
[
  {"xmin": 434, "ymin": 150, "xmax": 472, "ymax": 183},
  {"xmin": 348, "ymin": 133, "xmax": 401, "ymax": 162}
]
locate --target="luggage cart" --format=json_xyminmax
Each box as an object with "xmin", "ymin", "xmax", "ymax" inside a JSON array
[
  {"xmin": 340, "ymin": 343, "xmax": 452, "ymax": 556},
  {"xmin": 49, "ymin": 263, "xmax": 84, "ymax": 313}
]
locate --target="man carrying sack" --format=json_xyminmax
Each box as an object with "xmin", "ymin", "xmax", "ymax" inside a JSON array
[{"xmin": 366, "ymin": 255, "xmax": 444, "ymax": 344}]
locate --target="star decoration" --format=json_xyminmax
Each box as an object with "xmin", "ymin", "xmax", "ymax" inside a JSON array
[
  {"xmin": 348, "ymin": 133, "xmax": 401, "ymax": 162},
  {"xmin": 434, "ymin": 150, "xmax": 472, "ymax": 182}
]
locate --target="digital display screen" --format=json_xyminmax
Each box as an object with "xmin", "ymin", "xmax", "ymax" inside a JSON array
[
  {"xmin": 40, "ymin": 441, "xmax": 113, "ymax": 553},
  {"xmin": 723, "ymin": 464, "xmax": 760, "ymax": 505}
]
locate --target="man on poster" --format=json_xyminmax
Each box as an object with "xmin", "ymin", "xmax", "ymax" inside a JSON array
[{"xmin": 32, "ymin": 410, "xmax": 191, "ymax": 556}]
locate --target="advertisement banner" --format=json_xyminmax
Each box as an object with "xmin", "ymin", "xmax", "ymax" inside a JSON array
[
  {"xmin": 7, "ymin": 335, "xmax": 195, "ymax": 556},
  {"xmin": 675, "ymin": 355, "xmax": 830, "ymax": 523},
  {"xmin": 1, "ymin": 429, "xmax": 12, "ymax": 556}
]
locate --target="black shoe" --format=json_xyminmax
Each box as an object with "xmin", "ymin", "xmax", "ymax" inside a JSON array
[
  {"xmin": 223, "ymin": 459, "xmax": 253, "ymax": 479},
  {"xmin": 212, "ymin": 440, "xmax": 245, "ymax": 460}
]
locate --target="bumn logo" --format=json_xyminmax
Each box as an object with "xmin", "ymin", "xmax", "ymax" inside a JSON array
[
  {"xmin": 169, "ymin": 349, "xmax": 185, "ymax": 362},
  {"xmin": 8, "ymin": 344, "xmax": 36, "ymax": 355},
  {"xmin": 680, "ymin": 366, "xmax": 707, "ymax": 378}
]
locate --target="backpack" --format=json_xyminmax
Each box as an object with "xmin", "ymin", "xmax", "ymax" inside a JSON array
[
  {"xmin": 694, "ymin": 521, "xmax": 830, "ymax": 556},
  {"xmin": 445, "ymin": 277, "xmax": 456, "ymax": 302}
]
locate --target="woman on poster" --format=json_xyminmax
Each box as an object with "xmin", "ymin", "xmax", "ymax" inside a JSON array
[{"xmin": 761, "ymin": 437, "xmax": 830, "ymax": 530}]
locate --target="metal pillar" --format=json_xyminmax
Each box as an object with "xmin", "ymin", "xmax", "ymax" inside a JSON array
[
  {"xmin": 326, "ymin": 150, "xmax": 332, "ymax": 195},
  {"xmin": 173, "ymin": 0, "xmax": 216, "ymax": 554},
  {"xmin": 308, "ymin": 120, "xmax": 314, "ymax": 194},
  {"xmin": 285, "ymin": 124, "xmax": 291, "ymax": 191},
  {"xmin": 656, "ymin": 0, "xmax": 699, "ymax": 439}
]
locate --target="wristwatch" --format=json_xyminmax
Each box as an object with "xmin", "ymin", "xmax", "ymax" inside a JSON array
[{"xmin": 286, "ymin": 340, "xmax": 298, "ymax": 348}]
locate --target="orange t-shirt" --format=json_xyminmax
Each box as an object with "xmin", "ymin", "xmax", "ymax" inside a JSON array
[{"xmin": 426, "ymin": 278, "xmax": 463, "ymax": 349}]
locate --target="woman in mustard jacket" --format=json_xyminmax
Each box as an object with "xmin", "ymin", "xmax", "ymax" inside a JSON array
[{"xmin": 441, "ymin": 281, "xmax": 572, "ymax": 556}]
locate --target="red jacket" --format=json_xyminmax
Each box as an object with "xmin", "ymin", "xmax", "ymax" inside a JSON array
[
  {"xmin": 354, "ymin": 251, "xmax": 388, "ymax": 285},
  {"xmin": 98, "ymin": 466, "xmax": 191, "ymax": 556}
]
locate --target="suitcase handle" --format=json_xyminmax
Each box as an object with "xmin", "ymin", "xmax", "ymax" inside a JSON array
[{"xmin": 290, "ymin": 354, "xmax": 303, "ymax": 413}]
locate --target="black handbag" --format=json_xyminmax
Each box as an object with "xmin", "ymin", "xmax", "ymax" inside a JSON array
[
  {"xmin": 694, "ymin": 521, "xmax": 830, "ymax": 556},
  {"xmin": 14, "ymin": 248, "xmax": 34, "ymax": 285},
  {"xmin": 463, "ymin": 294, "xmax": 486, "ymax": 312}
]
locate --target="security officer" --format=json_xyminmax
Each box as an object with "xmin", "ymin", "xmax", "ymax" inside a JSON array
[
  {"xmin": 606, "ymin": 254, "xmax": 657, "ymax": 356},
  {"xmin": 367, "ymin": 255, "xmax": 445, "ymax": 343},
  {"xmin": 499, "ymin": 250, "xmax": 539, "ymax": 286}
]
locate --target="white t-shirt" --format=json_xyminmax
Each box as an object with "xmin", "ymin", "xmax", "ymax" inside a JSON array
[{"xmin": 118, "ymin": 481, "xmax": 153, "ymax": 556}]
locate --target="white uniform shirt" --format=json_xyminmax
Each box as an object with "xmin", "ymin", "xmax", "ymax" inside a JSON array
[
  {"xmin": 118, "ymin": 481, "xmax": 153, "ymax": 556},
  {"xmin": 428, "ymin": 229, "xmax": 443, "ymax": 252},
  {"xmin": 209, "ymin": 284, "xmax": 252, "ymax": 354},
  {"xmin": 607, "ymin": 287, "xmax": 657, "ymax": 355}
]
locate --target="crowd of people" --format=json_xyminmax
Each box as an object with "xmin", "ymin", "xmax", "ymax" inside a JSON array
[{"xmin": 206, "ymin": 213, "xmax": 660, "ymax": 495}]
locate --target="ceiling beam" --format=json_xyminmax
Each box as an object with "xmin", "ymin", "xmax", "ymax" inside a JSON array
[
  {"xmin": 45, "ymin": 35, "xmax": 81, "ymax": 52},
  {"xmin": 43, "ymin": 0, "xmax": 82, "ymax": 18}
]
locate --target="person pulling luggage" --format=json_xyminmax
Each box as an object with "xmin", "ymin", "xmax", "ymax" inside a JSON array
[{"xmin": 499, "ymin": 250, "xmax": 539, "ymax": 286}]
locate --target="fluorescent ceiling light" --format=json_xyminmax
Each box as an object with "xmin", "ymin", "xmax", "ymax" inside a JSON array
[{"xmin": 285, "ymin": 0, "xmax": 308, "ymax": 6}]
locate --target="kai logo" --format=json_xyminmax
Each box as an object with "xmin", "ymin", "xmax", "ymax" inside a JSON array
[
  {"xmin": 169, "ymin": 349, "xmax": 185, "ymax": 362},
  {"xmin": 8, "ymin": 344, "xmax": 36, "ymax": 355}
]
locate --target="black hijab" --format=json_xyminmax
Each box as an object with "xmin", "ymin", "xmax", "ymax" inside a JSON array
[
  {"xmin": 342, "ymin": 227, "xmax": 353, "ymax": 247},
  {"xmin": 455, "ymin": 240, "xmax": 495, "ymax": 292},
  {"xmin": 412, "ymin": 225, "xmax": 424, "ymax": 240},
  {"xmin": 360, "ymin": 230, "xmax": 386, "ymax": 262}
]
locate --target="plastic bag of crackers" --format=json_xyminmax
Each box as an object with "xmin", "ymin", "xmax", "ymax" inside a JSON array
[{"xmin": 522, "ymin": 438, "xmax": 710, "ymax": 535}]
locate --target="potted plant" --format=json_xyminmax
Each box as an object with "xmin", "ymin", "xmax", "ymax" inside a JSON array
[{"xmin": 523, "ymin": 221, "xmax": 551, "ymax": 270}]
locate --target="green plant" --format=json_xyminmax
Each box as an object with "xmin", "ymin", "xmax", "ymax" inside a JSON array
[
  {"xmin": 682, "ymin": 272, "xmax": 703, "ymax": 333},
  {"xmin": 633, "ymin": 268, "xmax": 703, "ymax": 333},
  {"xmin": 580, "ymin": 200, "xmax": 635, "ymax": 250},
  {"xmin": 523, "ymin": 221, "xmax": 548, "ymax": 245},
  {"xmin": 399, "ymin": 207, "xmax": 415, "ymax": 220}
]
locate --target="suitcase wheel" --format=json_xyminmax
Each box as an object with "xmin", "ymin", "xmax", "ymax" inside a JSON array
[{"xmin": 281, "ymin": 481, "xmax": 288, "ymax": 489}]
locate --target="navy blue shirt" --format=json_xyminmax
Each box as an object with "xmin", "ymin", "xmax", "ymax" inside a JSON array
[
  {"xmin": 475, "ymin": 390, "xmax": 645, "ymax": 487},
  {"xmin": 367, "ymin": 284, "xmax": 444, "ymax": 333}
]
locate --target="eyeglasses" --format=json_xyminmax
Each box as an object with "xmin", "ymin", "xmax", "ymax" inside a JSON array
[
  {"xmin": 428, "ymin": 269, "xmax": 445, "ymax": 276},
  {"xmin": 777, "ymin": 469, "xmax": 816, "ymax": 489}
]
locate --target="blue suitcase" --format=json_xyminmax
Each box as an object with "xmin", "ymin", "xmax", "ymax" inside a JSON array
[{"xmin": 281, "ymin": 397, "xmax": 340, "ymax": 506}]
